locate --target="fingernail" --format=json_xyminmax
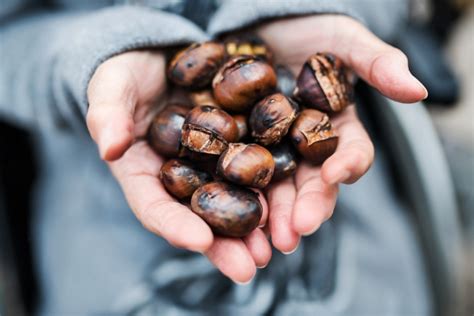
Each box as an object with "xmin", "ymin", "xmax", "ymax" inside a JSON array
[
  {"xmin": 410, "ymin": 74, "xmax": 429, "ymax": 100},
  {"xmin": 302, "ymin": 224, "xmax": 320, "ymax": 236},
  {"xmin": 257, "ymin": 263, "xmax": 268, "ymax": 269},
  {"xmin": 281, "ymin": 239, "xmax": 300, "ymax": 255},
  {"xmin": 235, "ymin": 278, "xmax": 253, "ymax": 285}
]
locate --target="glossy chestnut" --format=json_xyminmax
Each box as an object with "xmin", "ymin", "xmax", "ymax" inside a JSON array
[
  {"xmin": 269, "ymin": 142, "xmax": 298, "ymax": 182},
  {"xmin": 232, "ymin": 114, "xmax": 248, "ymax": 141},
  {"xmin": 249, "ymin": 93, "xmax": 299, "ymax": 146},
  {"xmin": 189, "ymin": 89, "xmax": 219, "ymax": 107},
  {"xmin": 168, "ymin": 42, "xmax": 226, "ymax": 89},
  {"xmin": 290, "ymin": 109, "xmax": 338, "ymax": 165},
  {"xmin": 217, "ymin": 143, "xmax": 274, "ymax": 189},
  {"xmin": 293, "ymin": 53, "xmax": 354, "ymax": 113},
  {"xmin": 181, "ymin": 106, "xmax": 239, "ymax": 155},
  {"xmin": 191, "ymin": 182, "xmax": 262, "ymax": 237},
  {"xmin": 212, "ymin": 55, "xmax": 277, "ymax": 112},
  {"xmin": 147, "ymin": 104, "xmax": 190, "ymax": 157},
  {"xmin": 159, "ymin": 159, "xmax": 212, "ymax": 200}
]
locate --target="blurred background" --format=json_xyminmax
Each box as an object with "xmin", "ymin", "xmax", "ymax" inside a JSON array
[{"xmin": 1, "ymin": 0, "xmax": 473, "ymax": 315}]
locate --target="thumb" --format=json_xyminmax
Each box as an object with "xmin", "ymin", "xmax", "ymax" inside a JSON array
[
  {"xmin": 339, "ymin": 21, "xmax": 428, "ymax": 103},
  {"xmin": 87, "ymin": 57, "xmax": 138, "ymax": 161}
]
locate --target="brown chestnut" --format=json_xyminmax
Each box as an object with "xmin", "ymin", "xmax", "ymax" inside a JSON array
[
  {"xmin": 181, "ymin": 106, "xmax": 239, "ymax": 156},
  {"xmin": 290, "ymin": 109, "xmax": 338, "ymax": 165},
  {"xmin": 232, "ymin": 114, "xmax": 248, "ymax": 141},
  {"xmin": 269, "ymin": 142, "xmax": 298, "ymax": 182},
  {"xmin": 212, "ymin": 56, "xmax": 277, "ymax": 112},
  {"xmin": 276, "ymin": 64, "xmax": 296, "ymax": 97},
  {"xmin": 249, "ymin": 93, "xmax": 299, "ymax": 146},
  {"xmin": 168, "ymin": 42, "xmax": 226, "ymax": 89},
  {"xmin": 217, "ymin": 143, "xmax": 274, "ymax": 189},
  {"xmin": 147, "ymin": 104, "xmax": 190, "ymax": 157},
  {"xmin": 159, "ymin": 159, "xmax": 212, "ymax": 200},
  {"xmin": 293, "ymin": 53, "xmax": 354, "ymax": 113},
  {"xmin": 223, "ymin": 34, "xmax": 272, "ymax": 61},
  {"xmin": 189, "ymin": 89, "xmax": 219, "ymax": 107},
  {"xmin": 191, "ymin": 182, "xmax": 262, "ymax": 237}
]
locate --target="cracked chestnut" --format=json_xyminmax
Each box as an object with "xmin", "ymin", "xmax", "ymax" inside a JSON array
[
  {"xmin": 290, "ymin": 109, "xmax": 338, "ymax": 165},
  {"xmin": 223, "ymin": 34, "xmax": 272, "ymax": 61},
  {"xmin": 269, "ymin": 142, "xmax": 298, "ymax": 182},
  {"xmin": 168, "ymin": 42, "xmax": 226, "ymax": 89},
  {"xmin": 232, "ymin": 114, "xmax": 248, "ymax": 141},
  {"xmin": 217, "ymin": 143, "xmax": 274, "ymax": 189},
  {"xmin": 249, "ymin": 93, "xmax": 299, "ymax": 146},
  {"xmin": 181, "ymin": 106, "xmax": 239, "ymax": 156},
  {"xmin": 293, "ymin": 53, "xmax": 354, "ymax": 113},
  {"xmin": 159, "ymin": 159, "xmax": 212, "ymax": 200},
  {"xmin": 191, "ymin": 182, "xmax": 262, "ymax": 237},
  {"xmin": 148, "ymin": 104, "xmax": 190, "ymax": 158},
  {"xmin": 212, "ymin": 55, "xmax": 277, "ymax": 112}
]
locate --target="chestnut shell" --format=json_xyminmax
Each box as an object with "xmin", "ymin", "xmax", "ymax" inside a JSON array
[
  {"xmin": 189, "ymin": 89, "xmax": 219, "ymax": 107},
  {"xmin": 249, "ymin": 93, "xmax": 299, "ymax": 146},
  {"xmin": 290, "ymin": 109, "xmax": 338, "ymax": 165},
  {"xmin": 159, "ymin": 159, "xmax": 212, "ymax": 200},
  {"xmin": 269, "ymin": 142, "xmax": 298, "ymax": 182},
  {"xmin": 191, "ymin": 182, "xmax": 262, "ymax": 237},
  {"xmin": 212, "ymin": 56, "xmax": 277, "ymax": 112},
  {"xmin": 223, "ymin": 34, "xmax": 272, "ymax": 61},
  {"xmin": 217, "ymin": 143, "xmax": 275, "ymax": 189},
  {"xmin": 181, "ymin": 106, "xmax": 239, "ymax": 155},
  {"xmin": 168, "ymin": 42, "xmax": 226, "ymax": 89},
  {"xmin": 232, "ymin": 114, "xmax": 249, "ymax": 141},
  {"xmin": 147, "ymin": 104, "xmax": 190, "ymax": 158},
  {"xmin": 293, "ymin": 53, "xmax": 354, "ymax": 113}
]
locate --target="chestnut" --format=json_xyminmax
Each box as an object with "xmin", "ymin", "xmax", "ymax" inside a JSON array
[
  {"xmin": 223, "ymin": 34, "xmax": 272, "ymax": 61},
  {"xmin": 159, "ymin": 159, "xmax": 212, "ymax": 200},
  {"xmin": 212, "ymin": 56, "xmax": 277, "ymax": 112},
  {"xmin": 181, "ymin": 106, "xmax": 239, "ymax": 156},
  {"xmin": 276, "ymin": 64, "xmax": 296, "ymax": 97},
  {"xmin": 168, "ymin": 42, "xmax": 226, "ymax": 89},
  {"xmin": 217, "ymin": 143, "xmax": 274, "ymax": 189},
  {"xmin": 232, "ymin": 114, "xmax": 248, "ymax": 141},
  {"xmin": 289, "ymin": 109, "xmax": 338, "ymax": 165},
  {"xmin": 249, "ymin": 93, "xmax": 299, "ymax": 146},
  {"xmin": 191, "ymin": 182, "xmax": 262, "ymax": 237},
  {"xmin": 147, "ymin": 104, "xmax": 190, "ymax": 157},
  {"xmin": 293, "ymin": 53, "xmax": 354, "ymax": 113},
  {"xmin": 189, "ymin": 89, "xmax": 219, "ymax": 107},
  {"xmin": 269, "ymin": 142, "xmax": 298, "ymax": 182}
]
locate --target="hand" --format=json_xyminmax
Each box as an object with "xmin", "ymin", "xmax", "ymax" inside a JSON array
[
  {"xmin": 257, "ymin": 15, "xmax": 428, "ymax": 253},
  {"xmin": 87, "ymin": 51, "xmax": 271, "ymax": 283}
]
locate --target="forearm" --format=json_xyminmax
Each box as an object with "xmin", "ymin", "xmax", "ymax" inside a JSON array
[
  {"xmin": 209, "ymin": 0, "xmax": 409, "ymax": 41},
  {"xmin": 0, "ymin": 5, "xmax": 207, "ymax": 131}
]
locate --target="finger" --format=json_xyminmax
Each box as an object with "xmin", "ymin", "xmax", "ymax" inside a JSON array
[
  {"xmin": 87, "ymin": 59, "xmax": 137, "ymax": 161},
  {"xmin": 205, "ymin": 237, "xmax": 256, "ymax": 284},
  {"xmin": 266, "ymin": 178, "xmax": 300, "ymax": 254},
  {"xmin": 243, "ymin": 228, "xmax": 272, "ymax": 268},
  {"xmin": 109, "ymin": 142, "xmax": 214, "ymax": 252},
  {"xmin": 293, "ymin": 163, "xmax": 338, "ymax": 235},
  {"xmin": 337, "ymin": 19, "xmax": 428, "ymax": 103},
  {"xmin": 321, "ymin": 106, "xmax": 374, "ymax": 185}
]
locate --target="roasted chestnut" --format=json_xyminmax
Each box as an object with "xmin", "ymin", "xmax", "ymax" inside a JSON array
[
  {"xmin": 232, "ymin": 114, "xmax": 248, "ymax": 141},
  {"xmin": 168, "ymin": 42, "xmax": 226, "ymax": 89},
  {"xmin": 269, "ymin": 142, "xmax": 298, "ymax": 182},
  {"xmin": 148, "ymin": 104, "xmax": 190, "ymax": 157},
  {"xmin": 189, "ymin": 89, "xmax": 219, "ymax": 107},
  {"xmin": 159, "ymin": 159, "xmax": 212, "ymax": 200},
  {"xmin": 212, "ymin": 56, "xmax": 277, "ymax": 112},
  {"xmin": 223, "ymin": 34, "xmax": 272, "ymax": 61},
  {"xmin": 249, "ymin": 93, "xmax": 299, "ymax": 146},
  {"xmin": 293, "ymin": 53, "xmax": 354, "ymax": 113},
  {"xmin": 289, "ymin": 109, "xmax": 338, "ymax": 165},
  {"xmin": 276, "ymin": 64, "xmax": 296, "ymax": 97},
  {"xmin": 217, "ymin": 143, "xmax": 274, "ymax": 189},
  {"xmin": 191, "ymin": 182, "xmax": 262, "ymax": 237},
  {"xmin": 181, "ymin": 106, "xmax": 239, "ymax": 156}
]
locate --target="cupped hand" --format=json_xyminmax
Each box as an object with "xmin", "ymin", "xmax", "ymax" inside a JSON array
[
  {"xmin": 87, "ymin": 51, "xmax": 271, "ymax": 284},
  {"xmin": 258, "ymin": 15, "xmax": 428, "ymax": 253}
]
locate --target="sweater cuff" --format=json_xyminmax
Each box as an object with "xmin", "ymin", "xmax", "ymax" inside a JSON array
[
  {"xmin": 59, "ymin": 5, "xmax": 208, "ymax": 117},
  {"xmin": 208, "ymin": 0, "xmax": 407, "ymax": 41}
]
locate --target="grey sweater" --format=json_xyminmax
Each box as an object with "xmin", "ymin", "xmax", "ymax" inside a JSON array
[{"xmin": 0, "ymin": 1, "xmax": 432, "ymax": 315}]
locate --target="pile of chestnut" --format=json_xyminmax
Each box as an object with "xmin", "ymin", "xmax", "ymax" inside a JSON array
[{"xmin": 148, "ymin": 36, "xmax": 354, "ymax": 238}]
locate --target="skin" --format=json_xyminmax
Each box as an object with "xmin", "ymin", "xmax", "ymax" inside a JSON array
[{"xmin": 87, "ymin": 15, "xmax": 427, "ymax": 284}]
